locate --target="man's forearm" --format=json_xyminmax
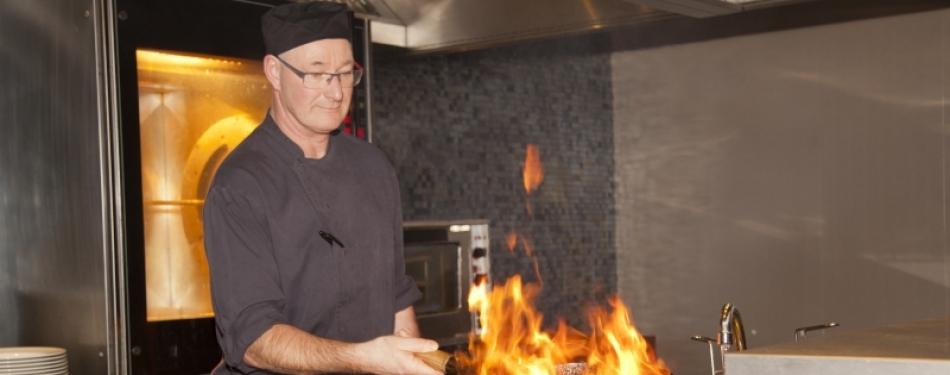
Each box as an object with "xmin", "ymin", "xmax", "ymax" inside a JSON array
[
  {"xmin": 244, "ymin": 324, "xmax": 360, "ymax": 375},
  {"xmin": 244, "ymin": 321, "xmax": 443, "ymax": 375},
  {"xmin": 394, "ymin": 306, "xmax": 420, "ymax": 337}
]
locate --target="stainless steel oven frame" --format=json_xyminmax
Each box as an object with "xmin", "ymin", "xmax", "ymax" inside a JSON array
[{"xmin": 403, "ymin": 220, "xmax": 491, "ymax": 348}]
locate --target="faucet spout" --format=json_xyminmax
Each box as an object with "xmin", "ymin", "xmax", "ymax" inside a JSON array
[{"xmin": 717, "ymin": 303, "xmax": 747, "ymax": 351}]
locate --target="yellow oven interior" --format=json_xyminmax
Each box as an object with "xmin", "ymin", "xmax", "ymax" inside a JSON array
[{"xmin": 136, "ymin": 49, "xmax": 270, "ymax": 321}]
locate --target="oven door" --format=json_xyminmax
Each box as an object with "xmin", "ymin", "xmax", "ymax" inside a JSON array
[
  {"xmin": 406, "ymin": 242, "xmax": 462, "ymax": 315},
  {"xmin": 406, "ymin": 242, "xmax": 473, "ymax": 347}
]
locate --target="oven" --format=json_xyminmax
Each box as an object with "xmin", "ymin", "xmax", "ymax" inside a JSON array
[
  {"xmin": 114, "ymin": 0, "xmax": 372, "ymax": 373},
  {"xmin": 403, "ymin": 220, "xmax": 492, "ymax": 349}
]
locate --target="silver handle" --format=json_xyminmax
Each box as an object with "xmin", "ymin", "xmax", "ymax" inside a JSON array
[
  {"xmin": 794, "ymin": 322, "xmax": 839, "ymax": 342},
  {"xmin": 692, "ymin": 335, "xmax": 718, "ymax": 375}
]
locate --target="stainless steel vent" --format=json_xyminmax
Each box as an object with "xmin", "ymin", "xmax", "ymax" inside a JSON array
[
  {"xmin": 288, "ymin": 0, "xmax": 820, "ymax": 51},
  {"xmin": 623, "ymin": 0, "xmax": 742, "ymax": 18},
  {"xmin": 296, "ymin": 0, "xmax": 381, "ymax": 18},
  {"xmin": 622, "ymin": 0, "xmax": 818, "ymax": 18}
]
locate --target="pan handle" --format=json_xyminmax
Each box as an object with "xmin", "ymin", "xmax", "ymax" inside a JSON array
[{"xmin": 416, "ymin": 350, "xmax": 457, "ymax": 375}]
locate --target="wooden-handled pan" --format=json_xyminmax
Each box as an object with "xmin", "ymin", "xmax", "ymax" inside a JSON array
[
  {"xmin": 415, "ymin": 350, "xmax": 458, "ymax": 375},
  {"xmin": 416, "ymin": 350, "xmax": 589, "ymax": 375}
]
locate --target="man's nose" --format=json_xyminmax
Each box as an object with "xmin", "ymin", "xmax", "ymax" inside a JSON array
[{"xmin": 323, "ymin": 75, "xmax": 344, "ymax": 101}]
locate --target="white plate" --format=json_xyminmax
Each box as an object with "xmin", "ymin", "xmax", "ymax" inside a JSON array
[
  {"xmin": 0, "ymin": 358, "xmax": 67, "ymax": 369},
  {"xmin": 0, "ymin": 362, "xmax": 68, "ymax": 374},
  {"xmin": 0, "ymin": 348, "xmax": 66, "ymax": 361},
  {"xmin": 0, "ymin": 355, "xmax": 66, "ymax": 366}
]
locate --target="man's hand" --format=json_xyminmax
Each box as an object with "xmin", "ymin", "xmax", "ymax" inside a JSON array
[{"xmin": 350, "ymin": 334, "xmax": 444, "ymax": 375}]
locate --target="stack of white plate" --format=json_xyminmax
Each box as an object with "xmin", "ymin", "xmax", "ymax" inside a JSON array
[{"xmin": 0, "ymin": 347, "xmax": 68, "ymax": 375}]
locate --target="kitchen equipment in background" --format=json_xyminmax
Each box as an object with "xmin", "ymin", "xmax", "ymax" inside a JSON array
[
  {"xmin": 718, "ymin": 303, "xmax": 747, "ymax": 358},
  {"xmin": 137, "ymin": 49, "xmax": 269, "ymax": 323},
  {"xmin": 793, "ymin": 322, "xmax": 839, "ymax": 342},
  {"xmin": 404, "ymin": 220, "xmax": 491, "ymax": 348},
  {"xmin": 691, "ymin": 335, "xmax": 719, "ymax": 375},
  {"xmin": 692, "ymin": 303, "xmax": 840, "ymax": 375},
  {"xmin": 0, "ymin": 347, "xmax": 68, "ymax": 375},
  {"xmin": 725, "ymin": 316, "xmax": 945, "ymax": 375},
  {"xmin": 691, "ymin": 302, "xmax": 747, "ymax": 375},
  {"xmin": 133, "ymin": 48, "xmax": 269, "ymax": 375}
]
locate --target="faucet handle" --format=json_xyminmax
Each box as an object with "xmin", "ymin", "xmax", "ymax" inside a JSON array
[
  {"xmin": 794, "ymin": 322, "xmax": 839, "ymax": 342},
  {"xmin": 691, "ymin": 335, "xmax": 716, "ymax": 345},
  {"xmin": 691, "ymin": 336, "xmax": 718, "ymax": 375}
]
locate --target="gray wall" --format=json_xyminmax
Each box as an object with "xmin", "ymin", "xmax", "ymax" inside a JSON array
[
  {"xmin": 615, "ymin": 7, "xmax": 950, "ymax": 374},
  {"xmin": 0, "ymin": 1, "xmax": 116, "ymax": 373},
  {"xmin": 373, "ymin": 38, "xmax": 617, "ymax": 330}
]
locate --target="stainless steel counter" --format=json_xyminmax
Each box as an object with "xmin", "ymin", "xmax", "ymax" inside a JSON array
[{"xmin": 725, "ymin": 316, "xmax": 950, "ymax": 375}]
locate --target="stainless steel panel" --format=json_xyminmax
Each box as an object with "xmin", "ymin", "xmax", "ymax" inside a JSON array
[
  {"xmin": 619, "ymin": 0, "xmax": 818, "ymax": 18},
  {"xmin": 364, "ymin": 0, "xmax": 816, "ymax": 51},
  {"xmin": 0, "ymin": 0, "xmax": 116, "ymax": 374},
  {"xmin": 727, "ymin": 316, "xmax": 950, "ymax": 375},
  {"xmin": 386, "ymin": 0, "xmax": 674, "ymax": 51},
  {"xmin": 614, "ymin": 8, "xmax": 950, "ymax": 375},
  {"xmin": 622, "ymin": 0, "xmax": 741, "ymax": 18}
]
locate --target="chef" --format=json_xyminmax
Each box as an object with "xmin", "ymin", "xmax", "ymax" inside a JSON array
[{"xmin": 202, "ymin": 3, "xmax": 442, "ymax": 374}]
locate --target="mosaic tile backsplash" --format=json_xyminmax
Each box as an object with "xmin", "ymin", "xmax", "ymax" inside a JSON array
[{"xmin": 372, "ymin": 38, "xmax": 616, "ymax": 330}]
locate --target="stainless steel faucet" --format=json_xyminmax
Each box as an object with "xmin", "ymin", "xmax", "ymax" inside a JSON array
[
  {"xmin": 693, "ymin": 302, "xmax": 840, "ymax": 375},
  {"xmin": 691, "ymin": 302, "xmax": 748, "ymax": 375},
  {"xmin": 718, "ymin": 303, "xmax": 747, "ymax": 352},
  {"xmin": 717, "ymin": 303, "xmax": 746, "ymax": 373}
]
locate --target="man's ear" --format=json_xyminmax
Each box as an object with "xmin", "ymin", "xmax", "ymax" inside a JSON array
[{"xmin": 263, "ymin": 55, "xmax": 281, "ymax": 90}]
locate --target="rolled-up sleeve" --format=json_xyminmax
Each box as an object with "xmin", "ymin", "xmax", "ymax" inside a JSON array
[{"xmin": 204, "ymin": 184, "xmax": 287, "ymax": 372}]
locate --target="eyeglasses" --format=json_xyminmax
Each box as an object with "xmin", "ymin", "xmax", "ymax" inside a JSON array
[{"xmin": 276, "ymin": 56, "xmax": 363, "ymax": 89}]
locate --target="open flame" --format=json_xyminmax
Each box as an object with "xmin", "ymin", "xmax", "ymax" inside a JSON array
[
  {"xmin": 469, "ymin": 143, "xmax": 668, "ymax": 374},
  {"xmin": 523, "ymin": 145, "xmax": 544, "ymax": 195},
  {"xmin": 462, "ymin": 276, "xmax": 670, "ymax": 375},
  {"xmin": 523, "ymin": 145, "xmax": 544, "ymax": 216}
]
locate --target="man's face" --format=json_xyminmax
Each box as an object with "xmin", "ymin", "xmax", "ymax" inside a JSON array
[{"xmin": 269, "ymin": 38, "xmax": 354, "ymax": 136}]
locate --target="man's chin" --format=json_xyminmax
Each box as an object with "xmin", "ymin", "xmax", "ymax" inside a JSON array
[
  {"xmin": 308, "ymin": 121, "xmax": 345, "ymax": 134},
  {"xmin": 310, "ymin": 109, "xmax": 346, "ymax": 122}
]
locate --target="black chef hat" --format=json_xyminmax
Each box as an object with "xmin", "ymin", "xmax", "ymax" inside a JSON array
[{"xmin": 261, "ymin": 2, "xmax": 350, "ymax": 56}]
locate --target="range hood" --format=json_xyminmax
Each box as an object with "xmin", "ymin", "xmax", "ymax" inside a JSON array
[
  {"xmin": 301, "ymin": 0, "xmax": 819, "ymax": 52},
  {"xmin": 622, "ymin": 0, "xmax": 818, "ymax": 18}
]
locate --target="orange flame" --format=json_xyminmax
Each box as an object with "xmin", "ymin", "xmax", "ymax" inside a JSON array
[
  {"xmin": 461, "ymin": 276, "xmax": 670, "ymax": 375},
  {"xmin": 524, "ymin": 145, "xmax": 544, "ymax": 216},
  {"xmin": 586, "ymin": 299, "xmax": 670, "ymax": 375},
  {"xmin": 507, "ymin": 231, "xmax": 519, "ymax": 253},
  {"xmin": 520, "ymin": 234, "xmax": 534, "ymax": 257},
  {"xmin": 524, "ymin": 145, "xmax": 544, "ymax": 195},
  {"xmin": 504, "ymin": 230, "xmax": 543, "ymax": 284}
]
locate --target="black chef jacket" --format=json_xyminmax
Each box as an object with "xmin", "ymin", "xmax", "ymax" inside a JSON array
[{"xmin": 203, "ymin": 113, "xmax": 422, "ymax": 374}]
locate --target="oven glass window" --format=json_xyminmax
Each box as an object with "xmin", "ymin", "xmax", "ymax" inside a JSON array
[
  {"xmin": 137, "ymin": 49, "xmax": 271, "ymax": 321},
  {"xmin": 405, "ymin": 243, "xmax": 462, "ymax": 315}
]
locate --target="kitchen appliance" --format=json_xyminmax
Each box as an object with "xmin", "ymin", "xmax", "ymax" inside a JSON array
[
  {"xmin": 692, "ymin": 303, "xmax": 840, "ymax": 375},
  {"xmin": 403, "ymin": 220, "xmax": 492, "ymax": 348},
  {"xmin": 115, "ymin": 1, "xmax": 372, "ymax": 373}
]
